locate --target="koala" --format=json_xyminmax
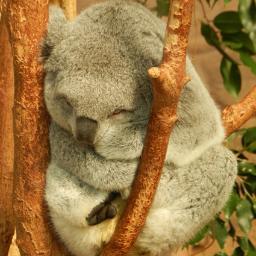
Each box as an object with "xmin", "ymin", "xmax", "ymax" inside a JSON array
[{"xmin": 43, "ymin": 1, "xmax": 237, "ymax": 255}]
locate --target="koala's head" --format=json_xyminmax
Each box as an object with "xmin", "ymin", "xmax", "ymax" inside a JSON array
[{"xmin": 43, "ymin": 1, "xmax": 165, "ymax": 160}]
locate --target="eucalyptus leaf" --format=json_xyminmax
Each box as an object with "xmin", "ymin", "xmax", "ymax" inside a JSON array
[
  {"xmin": 238, "ymin": 236, "xmax": 249, "ymax": 252},
  {"xmin": 214, "ymin": 11, "xmax": 242, "ymax": 33},
  {"xmin": 215, "ymin": 252, "xmax": 228, "ymax": 256},
  {"xmin": 201, "ymin": 22, "xmax": 220, "ymax": 47},
  {"xmin": 245, "ymin": 176, "xmax": 256, "ymax": 193},
  {"xmin": 242, "ymin": 127, "xmax": 256, "ymax": 153},
  {"xmin": 239, "ymin": 0, "xmax": 256, "ymax": 50},
  {"xmin": 229, "ymin": 221, "xmax": 236, "ymax": 237},
  {"xmin": 232, "ymin": 247, "xmax": 245, "ymax": 256},
  {"xmin": 238, "ymin": 161, "xmax": 256, "ymax": 176},
  {"xmin": 189, "ymin": 225, "xmax": 209, "ymax": 245},
  {"xmin": 236, "ymin": 199, "xmax": 254, "ymax": 233},
  {"xmin": 222, "ymin": 32, "xmax": 255, "ymax": 53},
  {"xmin": 253, "ymin": 200, "xmax": 256, "ymax": 215},
  {"xmin": 240, "ymin": 51, "xmax": 256, "ymax": 75},
  {"xmin": 211, "ymin": 218, "xmax": 228, "ymax": 249},
  {"xmin": 223, "ymin": 191, "xmax": 241, "ymax": 219},
  {"xmin": 220, "ymin": 57, "xmax": 241, "ymax": 97}
]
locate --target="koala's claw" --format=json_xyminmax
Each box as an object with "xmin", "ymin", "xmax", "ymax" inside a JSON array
[{"xmin": 86, "ymin": 195, "xmax": 118, "ymax": 226}]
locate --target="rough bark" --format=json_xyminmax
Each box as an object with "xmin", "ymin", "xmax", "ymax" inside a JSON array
[
  {"xmin": 49, "ymin": 0, "xmax": 76, "ymax": 19},
  {"xmin": 0, "ymin": 18, "xmax": 15, "ymax": 256},
  {"xmin": 222, "ymin": 86, "xmax": 256, "ymax": 136},
  {"xmin": 101, "ymin": 1, "xmax": 194, "ymax": 255},
  {"xmin": 6, "ymin": 1, "xmax": 68, "ymax": 255}
]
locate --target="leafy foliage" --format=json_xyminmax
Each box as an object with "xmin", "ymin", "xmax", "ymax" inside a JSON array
[
  {"xmin": 154, "ymin": 0, "xmax": 256, "ymax": 254},
  {"xmin": 156, "ymin": 0, "xmax": 256, "ymax": 98},
  {"xmin": 188, "ymin": 128, "xmax": 256, "ymax": 255}
]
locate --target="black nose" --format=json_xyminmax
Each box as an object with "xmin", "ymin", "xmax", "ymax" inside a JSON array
[{"xmin": 75, "ymin": 117, "xmax": 97, "ymax": 144}]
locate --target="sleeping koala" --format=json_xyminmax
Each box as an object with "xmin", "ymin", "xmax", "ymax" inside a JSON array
[{"xmin": 43, "ymin": 1, "xmax": 237, "ymax": 255}]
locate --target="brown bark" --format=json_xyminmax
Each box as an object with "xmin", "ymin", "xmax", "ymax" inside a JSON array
[
  {"xmin": 49, "ymin": 0, "xmax": 76, "ymax": 19},
  {"xmin": 101, "ymin": 1, "xmax": 194, "ymax": 255},
  {"xmin": 222, "ymin": 86, "xmax": 256, "ymax": 136},
  {"xmin": 6, "ymin": 1, "xmax": 68, "ymax": 255},
  {"xmin": 0, "ymin": 18, "xmax": 15, "ymax": 256}
]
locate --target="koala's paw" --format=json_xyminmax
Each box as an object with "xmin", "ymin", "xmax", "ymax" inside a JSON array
[{"xmin": 86, "ymin": 192, "xmax": 118, "ymax": 226}]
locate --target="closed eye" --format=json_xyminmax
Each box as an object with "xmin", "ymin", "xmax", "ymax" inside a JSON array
[
  {"xmin": 108, "ymin": 109, "xmax": 134, "ymax": 118},
  {"xmin": 56, "ymin": 95, "xmax": 73, "ymax": 110}
]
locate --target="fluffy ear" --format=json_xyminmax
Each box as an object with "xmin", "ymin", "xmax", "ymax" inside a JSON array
[{"xmin": 41, "ymin": 5, "xmax": 67, "ymax": 61}]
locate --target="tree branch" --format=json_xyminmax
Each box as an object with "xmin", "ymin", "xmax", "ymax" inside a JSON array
[
  {"xmin": 101, "ymin": 1, "xmax": 194, "ymax": 255},
  {"xmin": 49, "ymin": 0, "xmax": 76, "ymax": 20},
  {"xmin": 6, "ymin": 1, "xmax": 69, "ymax": 255},
  {"xmin": 222, "ymin": 86, "xmax": 256, "ymax": 136},
  {"xmin": 0, "ymin": 15, "xmax": 15, "ymax": 256}
]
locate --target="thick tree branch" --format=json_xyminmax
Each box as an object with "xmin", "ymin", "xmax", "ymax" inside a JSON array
[
  {"xmin": 0, "ymin": 16, "xmax": 15, "ymax": 256},
  {"xmin": 222, "ymin": 86, "xmax": 256, "ymax": 136},
  {"xmin": 101, "ymin": 1, "xmax": 194, "ymax": 255},
  {"xmin": 7, "ymin": 1, "xmax": 69, "ymax": 255},
  {"xmin": 49, "ymin": 0, "xmax": 76, "ymax": 19}
]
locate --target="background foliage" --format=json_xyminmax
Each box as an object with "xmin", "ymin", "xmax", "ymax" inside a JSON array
[{"xmin": 154, "ymin": 0, "xmax": 256, "ymax": 255}]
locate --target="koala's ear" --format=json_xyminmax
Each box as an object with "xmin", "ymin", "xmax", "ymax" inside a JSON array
[{"xmin": 41, "ymin": 5, "xmax": 67, "ymax": 62}]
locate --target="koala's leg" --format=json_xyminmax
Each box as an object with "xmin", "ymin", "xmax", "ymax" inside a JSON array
[
  {"xmin": 45, "ymin": 163, "xmax": 116, "ymax": 228},
  {"xmin": 134, "ymin": 145, "xmax": 237, "ymax": 255},
  {"xmin": 86, "ymin": 192, "xmax": 119, "ymax": 225},
  {"xmin": 45, "ymin": 163, "xmax": 124, "ymax": 256}
]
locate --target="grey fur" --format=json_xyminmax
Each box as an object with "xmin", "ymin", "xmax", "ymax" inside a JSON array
[{"xmin": 43, "ymin": 1, "xmax": 237, "ymax": 255}]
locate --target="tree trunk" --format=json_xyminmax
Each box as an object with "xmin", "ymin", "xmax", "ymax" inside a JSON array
[
  {"xmin": 101, "ymin": 1, "xmax": 194, "ymax": 255},
  {"xmin": 6, "ymin": 1, "xmax": 68, "ymax": 255},
  {"xmin": 0, "ymin": 17, "xmax": 15, "ymax": 256}
]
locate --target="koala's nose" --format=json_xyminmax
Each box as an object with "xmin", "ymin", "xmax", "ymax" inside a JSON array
[{"xmin": 75, "ymin": 117, "xmax": 98, "ymax": 144}]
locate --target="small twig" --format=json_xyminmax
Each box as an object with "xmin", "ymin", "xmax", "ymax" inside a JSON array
[{"xmin": 198, "ymin": 0, "xmax": 211, "ymax": 23}]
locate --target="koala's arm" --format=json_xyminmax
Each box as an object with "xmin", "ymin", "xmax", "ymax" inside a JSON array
[
  {"xmin": 49, "ymin": 122, "xmax": 137, "ymax": 192},
  {"xmin": 45, "ymin": 163, "xmax": 110, "ymax": 228}
]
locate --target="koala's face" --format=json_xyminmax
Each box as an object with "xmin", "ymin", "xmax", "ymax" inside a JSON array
[{"xmin": 43, "ymin": 3, "xmax": 164, "ymax": 160}]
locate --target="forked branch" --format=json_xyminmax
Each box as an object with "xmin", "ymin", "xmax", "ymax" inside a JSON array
[{"xmin": 101, "ymin": 1, "xmax": 194, "ymax": 255}]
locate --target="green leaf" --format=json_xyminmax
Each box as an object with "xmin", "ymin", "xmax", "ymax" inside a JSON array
[
  {"xmin": 248, "ymin": 241, "xmax": 256, "ymax": 256},
  {"xmin": 156, "ymin": 0, "xmax": 169, "ymax": 16},
  {"xmin": 253, "ymin": 200, "xmax": 256, "ymax": 215},
  {"xmin": 215, "ymin": 252, "xmax": 228, "ymax": 256},
  {"xmin": 189, "ymin": 225, "xmax": 209, "ymax": 245},
  {"xmin": 232, "ymin": 247, "xmax": 245, "ymax": 256},
  {"xmin": 224, "ymin": 0, "xmax": 231, "ymax": 3},
  {"xmin": 236, "ymin": 199, "xmax": 254, "ymax": 233},
  {"xmin": 245, "ymin": 176, "xmax": 256, "ymax": 193},
  {"xmin": 214, "ymin": 11, "xmax": 242, "ymax": 33},
  {"xmin": 211, "ymin": 218, "xmax": 228, "ymax": 249},
  {"xmin": 222, "ymin": 32, "xmax": 255, "ymax": 53},
  {"xmin": 225, "ymin": 129, "xmax": 247, "ymax": 143},
  {"xmin": 238, "ymin": 161, "xmax": 256, "ymax": 176},
  {"xmin": 240, "ymin": 51, "xmax": 256, "ymax": 75},
  {"xmin": 238, "ymin": 237, "xmax": 249, "ymax": 252},
  {"xmin": 223, "ymin": 192, "xmax": 241, "ymax": 219},
  {"xmin": 248, "ymin": 250, "xmax": 256, "ymax": 256},
  {"xmin": 239, "ymin": 0, "xmax": 256, "ymax": 50},
  {"xmin": 201, "ymin": 22, "xmax": 220, "ymax": 47},
  {"xmin": 220, "ymin": 57, "xmax": 241, "ymax": 97},
  {"xmin": 242, "ymin": 127, "xmax": 256, "ymax": 153},
  {"xmin": 229, "ymin": 221, "xmax": 236, "ymax": 237}
]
